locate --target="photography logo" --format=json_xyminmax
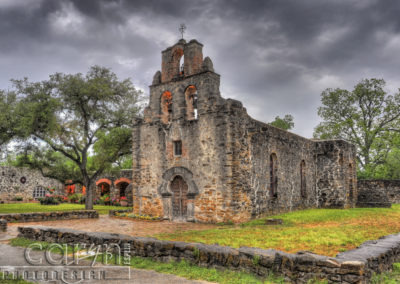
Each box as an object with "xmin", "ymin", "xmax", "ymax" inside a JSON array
[{"xmin": 0, "ymin": 242, "xmax": 131, "ymax": 283}]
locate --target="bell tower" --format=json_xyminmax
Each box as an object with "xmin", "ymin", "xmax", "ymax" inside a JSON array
[{"xmin": 144, "ymin": 38, "xmax": 219, "ymax": 124}]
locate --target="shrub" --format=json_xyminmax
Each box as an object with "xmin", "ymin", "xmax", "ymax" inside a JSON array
[
  {"xmin": 39, "ymin": 195, "xmax": 60, "ymax": 205},
  {"xmin": 12, "ymin": 196, "xmax": 23, "ymax": 201},
  {"xmin": 54, "ymin": 195, "xmax": 68, "ymax": 203},
  {"xmin": 99, "ymin": 194, "xmax": 110, "ymax": 205},
  {"xmin": 68, "ymin": 193, "xmax": 82, "ymax": 203}
]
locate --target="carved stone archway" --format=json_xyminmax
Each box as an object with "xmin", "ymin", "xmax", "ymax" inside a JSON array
[{"xmin": 158, "ymin": 167, "xmax": 198, "ymax": 221}]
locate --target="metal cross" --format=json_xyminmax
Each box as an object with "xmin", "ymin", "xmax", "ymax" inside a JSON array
[{"xmin": 179, "ymin": 23, "xmax": 186, "ymax": 39}]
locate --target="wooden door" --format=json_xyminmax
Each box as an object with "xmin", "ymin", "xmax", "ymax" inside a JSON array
[{"xmin": 171, "ymin": 176, "xmax": 188, "ymax": 219}]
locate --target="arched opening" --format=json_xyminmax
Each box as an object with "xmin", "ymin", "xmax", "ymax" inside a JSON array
[
  {"xmin": 348, "ymin": 164, "xmax": 354, "ymax": 200},
  {"xmin": 161, "ymin": 91, "xmax": 173, "ymax": 124},
  {"xmin": 179, "ymin": 55, "xmax": 184, "ymax": 76},
  {"xmin": 185, "ymin": 85, "xmax": 198, "ymax": 120},
  {"xmin": 118, "ymin": 182, "xmax": 129, "ymax": 198},
  {"xmin": 172, "ymin": 48, "xmax": 184, "ymax": 78},
  {"xmin": 114, "ymin": 178, "xmax": 131, "ymax": 198},
  {"xmin": 270, "ymin": 153, "xmax": 278, "ymax": 199},
  {"xmin": 97, "ymin": 182, "xmax": 110, "ymax": 197},
  {"xmin": 300, "ymin": 160, "xmax": 306, "ymax": 199},
  {"xmin": 33, "ymin": 186, "xmax": 46, "ymax": 200},
  {"xmin": 170, "ymin": 176, "xmax": 188, "ymax": 219}
]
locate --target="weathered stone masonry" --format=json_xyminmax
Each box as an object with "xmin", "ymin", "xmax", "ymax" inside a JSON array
[
  {"xmin": 0, "ymin": 166, "xmax": 63, "ymax": 202},
  {"xmin": 357, "ymin": 180, "xmax": 400, "ymax": 207},
  {"xmin": 131, "ymin": 39, "xmax": 357, "ymax": 223},
  {"xmin": 19, "ymin": 226, "xmax": 400, "ymax": 283}
]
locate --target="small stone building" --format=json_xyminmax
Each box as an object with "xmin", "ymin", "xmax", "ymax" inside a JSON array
[
  {"xmin": 0, "ymin": 166, "xmax": 63, "ymax": 202},
  {"xmin": 131, "ymin": 39, "xmax": 357, "ymax": 223},
  {"xmin": 94, "ymin": 170, "xmax": 132, "ymax": 200}
]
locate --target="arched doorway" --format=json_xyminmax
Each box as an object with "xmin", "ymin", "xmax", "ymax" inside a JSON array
[
  {"xmin": 118, "ymin": 182, "xmax": 129, "ymax": 197},
  {"xmin": 170, "ymin": 176, "xmax": 188, "ymax": 220},
  {"xmin": 114, "ymin": 178, "xmax": 131, "ymax": 198}
]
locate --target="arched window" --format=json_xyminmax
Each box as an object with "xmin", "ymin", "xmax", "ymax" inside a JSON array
[
  {"xmin": 300, "ymin": 160, "xmax": 306, "ymax": 199},
  {"xmin": 185, "ymin": 85, "xmax": 198, "ymax": 120},
  {"xmin": 33, "ymin": 186, "xmax": 46, "ymax": 199},
  {"xmin": 179, "ymin": 55, "xmax": 184, "ymax": 76},
  {"xmin": 348, "ymin": 163, "xmax": 354, "ymax": 199},
  {"xmin": 172, "ymin": 48, "xmax": 184, "ymax": 78},
  {"xmin": 270, "ymin": 153, "xmax": 278, "ymax": 198},
  {"xmin": 161, "ymin": 91, "xmax": 172, "ymax": 124}
]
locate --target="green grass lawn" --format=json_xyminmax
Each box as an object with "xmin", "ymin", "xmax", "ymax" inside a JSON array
[
  {"xmin": 0, "ymin": 203, "xmax": 128, "ymax": 215},
  {"xmin": 157, "ymin": 205, "xmax": 400, "ymax": 257}
]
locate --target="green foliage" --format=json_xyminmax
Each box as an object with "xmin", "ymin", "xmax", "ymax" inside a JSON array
[
  {"xmin": 0, "ymin": 91, "xmax": 18, "ymax": 147},
  {"xmin": 253, "ymin": 255, "xmax": 261, "ymax": 266},
  {"xmin": 270, "ymin": 114, "xmax": 295, "ymax": 130},
  {"xmin": 314, "ymin": 78, "xmax": 400, "ymax": 175},
  {"xmin": 5, "ymin": 66, "xmax": 142, "ymax": 209},
  {"xmin": 67, "ymin": 193, "xmax": 82, "ymax": 203},
  {"xmin": 371, "ymin": 263, "xmax": 400, "ymax": 283},
  {"xmin": 38, "ymin": 196, "xmax": 60, "ymax": 205}
]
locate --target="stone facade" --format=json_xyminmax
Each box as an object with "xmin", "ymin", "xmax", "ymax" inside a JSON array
[
  {"xmin": 94, "ymin": 170, "xmax": 132, "ymax": 200},
  {"xmin": 358, "ymin": 180, "xmax": 400, "ymax": 205},
  {"xmin": 131, "ymin": 39, "xmax": 357, "ymax": 223},
  {"xmin": 0, "ymin": 166, "xmax": 63, "ymax": 202},
  {"xmin": 19, "ymin": 226, "xmax": 400, "ymax": 283}
]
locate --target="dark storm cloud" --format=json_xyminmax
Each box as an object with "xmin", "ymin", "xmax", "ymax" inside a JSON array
[{"xmin": 1, "ymin": 0, "xmax": 400, "ymax": 137}]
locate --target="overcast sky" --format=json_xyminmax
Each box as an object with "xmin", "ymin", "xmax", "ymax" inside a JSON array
[{"xmin": 1, "ymin": 0, "xmax": 399, "ymax": 138}]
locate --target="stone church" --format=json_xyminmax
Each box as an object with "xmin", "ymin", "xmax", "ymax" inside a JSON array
[{"xmin": 130, "ymin": 39, "xmax": 357, "ymax": 223}]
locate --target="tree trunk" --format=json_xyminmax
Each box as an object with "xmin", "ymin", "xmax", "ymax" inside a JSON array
[{"xmin": 84, "ymin": 179, "xmax": 94, "ymax": 210}]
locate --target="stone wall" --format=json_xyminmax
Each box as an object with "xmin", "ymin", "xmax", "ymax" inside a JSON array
[
  {"xmin": 0, "ymin": 219, "xmax": 6, "ymax": 232},
  {"xmin": 131, "ymin": 38, "xmax": 358, "ymax": 223},
  {"xmin": 94, "ymin": 169, "xmax": 132, "ymax": 200},
  {"xmin": 358, "ymin": 180, "xmax": 400, "ymax": 205},
  {"xmin": 0, "ymin": 210, "xmax": 98, "ymax": 223},
  {"xmin": 0, "ymin": 166, "xmax": 63, "ymax": 202},
  {"xmin": 18, "ymin": 226, "xmax": 400, "ymax": 283},
  {"xmin": 315, "ymin": 140, "xmax": 357, "ymax": 208},
  {"xmin": 108, "ymin": 208, "xmax": 132, "ymax": 217}
]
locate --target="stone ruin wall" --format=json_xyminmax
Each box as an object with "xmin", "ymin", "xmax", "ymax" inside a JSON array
[
  {"xmin": 131, "ymin": 38, "xmax": 358, "ymax": 223},
  {"xmin": 210, "ymin": 99, "xmax": 357, "ymax": 219},
  {"xmin": 357, "ymin": 179, "xmax": 400, "ymax": 206},
  {"xmin": 315, "ymin": 140, "xmax": 357, "ymax": 208},
  {"xmin": 0, "ymin": 166, "xmax": 63, "ymax": 202}
]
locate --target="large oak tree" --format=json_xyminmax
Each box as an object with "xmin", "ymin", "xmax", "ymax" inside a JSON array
[
  {"xmin": 314, "ymin": 78, "xmax": 400, "ymax": 174},
  {"xmin": 10, "ymin": 66, "xmax": 142, "ymax": 209}
]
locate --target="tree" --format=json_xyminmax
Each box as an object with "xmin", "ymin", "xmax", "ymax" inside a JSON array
[
  {"xmin": 10, "ymin": 66, "xmax": 142, "ymax": 209},
  {"xmin": 0, "ymin": 91, "xmax": 18, "ymax": 148},
  {"xmin": 314, "ymin": 78, "xmax": 400, "ymax": 174},
  {"xmin": 270, "ymin": 114, "xmax": 295, "ymax": 130}
]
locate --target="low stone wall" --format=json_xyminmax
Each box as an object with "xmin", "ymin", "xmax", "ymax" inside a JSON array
[
  {"xmin": 356, "ymin": 187, "xmax": 391, "ymax": 208},
  {"xmin": 358, "ymin": 180, "xmax": 400, "ymax": 204},
  {"xmin": 0, "ymin": 219, "xmax": 6, "ymax": 232},
  {"xmin": 109, "ymin": 208, "xmax": 132, "ymax": 217},
  {"xmin": 0, "ymin": 210, "xmax": 98, "ymax": 223},
  {"xmin": 18, "ymin": 226, "xmax": 400, "ymax": 283}
]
